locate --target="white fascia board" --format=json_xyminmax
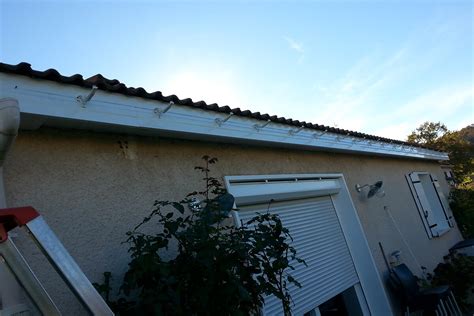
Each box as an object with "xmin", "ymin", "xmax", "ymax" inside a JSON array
[{"xmin": 0, "ymin": 74, "xmax": 449, "ymax": 161}]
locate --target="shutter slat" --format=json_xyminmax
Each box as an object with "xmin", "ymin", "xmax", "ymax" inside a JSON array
[{"xmin": 238, "ymin": 196, "xmax": 359, "ymax": 316}]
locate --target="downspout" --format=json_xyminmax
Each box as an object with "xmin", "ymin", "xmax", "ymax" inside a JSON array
[
  {"xmin": 0, "ymin": 98, "xmax": 21, "ymax": 310},
  {"xmin": 0, "ymin": 98, "xmax": 20, "ymax": 207}
]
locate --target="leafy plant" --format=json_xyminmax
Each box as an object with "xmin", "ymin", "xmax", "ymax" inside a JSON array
[
  {"xmin": 93, "ymin": 272, "xmax": 134, "ymax": 312},
  {"xmin": 449, "ymin": 187, "xmax": 474, "ymax": 239},
  {"xmin": 101, "ymin": 156, "xmax": 305, "ymax": 315},
  {"xmin": 427, "ymin": 252, "xmax": 474, "ymax": 311},
  {"xmin": 407, "ymin": 122, "xmax": 473, "ymax": 186}
]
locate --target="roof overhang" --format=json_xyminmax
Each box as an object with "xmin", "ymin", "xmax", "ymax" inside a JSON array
[{"xmin": 0, "ymin": 73, "xmax": 449, "ymax": 161}]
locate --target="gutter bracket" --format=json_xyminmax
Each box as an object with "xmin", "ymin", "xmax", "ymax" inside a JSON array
[
  {"xmin": 254, "ymin": 119, "xmax": 271, "ymax": 131},
  {"xmin": 289, "ymin": 126, "xmax": 304, "ymax": 135},
  {"xmin": 313, "ymin": 130, "xmax": 327, "ymax": 139},
  {"xmin": 154, "ymin": 101, "xmax": 174, "ymax": 118},
  {"xmin": 76, "ymin": 86, "xmax": 98, "ymax": 108},
  {"xmin": 215, "ymin": 112, "xmax": 234, "ymax": 126}
]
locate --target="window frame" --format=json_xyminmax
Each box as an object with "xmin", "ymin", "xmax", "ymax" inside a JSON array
[{"xmin": 405, "ymin": 171, "xmax": 454, "ymax": 239}]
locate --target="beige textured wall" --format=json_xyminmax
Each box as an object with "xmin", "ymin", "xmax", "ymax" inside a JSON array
[{"xmin": 4, "ymin": 128, "xmax": 463, "ymax": 312}]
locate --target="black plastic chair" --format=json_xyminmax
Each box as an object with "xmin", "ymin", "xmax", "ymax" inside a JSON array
[{"xmin": 389, "ymin": 264, "xmax": 461, "ymax": 316}]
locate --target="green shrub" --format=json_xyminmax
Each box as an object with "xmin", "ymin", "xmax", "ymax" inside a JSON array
[
  {"xmin": 96, "ymin": 156, "xmax": 305, "ymax": 315},
  {"xmin": 427, "ymin": 252, "xmax": 474, "ymax": 311},
  {"xmin": 450, "ymin": 187, "xmax": 474, "ymax": 239}
]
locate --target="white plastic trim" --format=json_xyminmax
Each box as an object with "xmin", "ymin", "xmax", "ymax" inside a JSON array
[
  {"xmin": 0, "ymin": 74, "xmax": 448, "ymax": 161},
  {"xmin": 229, "ymin": 178, "xmax": 340, "ymax": 206}
]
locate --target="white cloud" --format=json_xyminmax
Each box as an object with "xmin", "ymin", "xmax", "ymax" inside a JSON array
[
  {"xmin": 306, "ymin": 48, "xmax": 410, "ymax": 137},
  {"xmin": 394, "ymin": 85, "xmax": 472, "ymax": 118},
  {"xmin": 283, "ymin": 36, "xmax": 304, "ymax": 53},
  {"xmin": 376, "ymin": 84, "xmax": 473, "ymax": 139},
  {"xmin": 304, "ymin": 20, "xmax": 473, "ymax": 141},
  {"xmin": 283, "ymin": 36, "xmax": 305, "ymax": 64}
]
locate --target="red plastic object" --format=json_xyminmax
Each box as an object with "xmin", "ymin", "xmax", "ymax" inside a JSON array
[{"xmin": 0, "ymin": 206, "xmax": 40, "ymax": 243}]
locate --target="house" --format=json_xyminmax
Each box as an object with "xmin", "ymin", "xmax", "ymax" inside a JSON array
[{"xmin": 0, "ymin": 62, "xmax": 464, "ymax": 315}]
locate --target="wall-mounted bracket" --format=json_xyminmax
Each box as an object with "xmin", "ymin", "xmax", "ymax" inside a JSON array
[
  {"xmin": 154, "ymin": 101, "xmax": 174, "ymax": 118},
  {"xmin": 288, "ymin": 126, "xmax": 304, "ymax": 135},
  {"xmin": 254, "ymin": 119, "xmax": 271, "ymax": 131},
  {"xmin": 215, "ymin": 112, "xmax": 234, "ymax": 126},
  {"xmin": 76, "ymin": 86, "xmax": 98, "ymax": 108}
]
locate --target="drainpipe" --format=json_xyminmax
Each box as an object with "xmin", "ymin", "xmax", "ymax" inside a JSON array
[
  {"xmin": 0, "ymin": 98, "xmax": 21, "ymax": 311},
  {"xmin": 0, "ymin": 98, "xmax": 20, "ymax": 206}
]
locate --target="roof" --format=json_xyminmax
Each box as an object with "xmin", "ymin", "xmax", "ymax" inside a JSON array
[{"xmin": 0, "ymin": 61, "xmax": 437, "ymax": 152}]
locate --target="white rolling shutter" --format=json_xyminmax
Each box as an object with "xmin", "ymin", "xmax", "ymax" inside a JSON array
[{"xmin": 237, "ymin": 196, "xmax": 359, "ymax": 316}]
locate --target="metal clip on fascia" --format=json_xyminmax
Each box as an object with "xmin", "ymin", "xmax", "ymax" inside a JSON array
[
  {"xmin": 289, "ymin": 126, "xmax": 304, "ymax": 135},
  {"xmin": 76, "ymin": 85, "xmax": 98, "ymax": 108},
  {"xmin": 154, "ymin": 101, "xmax": 174, "ymax": 118},
  {"xmin": 336, "ymin": 133, "xmax": 351, "ymax": 141},
  {"xmin": 215, "ymin": 112, "xmax": 234, "ymax": 126},
  {"xmin": 254, "ymin": 119, "xmax": 271, "ymax": 131},
  {"xmin": 313, "ymin": 130, "xmax": 327, "ymax": 139}
]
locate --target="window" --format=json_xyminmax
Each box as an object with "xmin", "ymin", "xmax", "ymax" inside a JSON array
[
  {"xmin": 406, "ymin": 172, "xmax": 454, "ymax": 238},
  {"xmin": 224, "ymin": 174, "xmax": 392, "ymax": 315},
  {"xmin": 443, "ymin": 170, "xmax": 456, "ymax": 186}
]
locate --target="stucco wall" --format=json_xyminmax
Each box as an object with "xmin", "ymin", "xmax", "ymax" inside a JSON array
[{"xmin": 3, "ymin": 128, "xmax": 463, "ymax": 314}]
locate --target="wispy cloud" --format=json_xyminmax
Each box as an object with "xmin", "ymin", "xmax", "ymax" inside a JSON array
[
  {"xmin": 283, "ymin": 36, "xmax": 304, "ymax": 53},
  {"xmin": 373, "ymin": 85, "xmax": 473, "ymax": 139},
  {"xmin": 283, "ymin": 36, "xmax": 304, "ymax": 63},
  {"xmin": 304, "ymin": 18, "xmax": 472, "ymax": 140},
  {"xmin": 307, "ymin": 47, "xmax": 410, "ymax": 134}
]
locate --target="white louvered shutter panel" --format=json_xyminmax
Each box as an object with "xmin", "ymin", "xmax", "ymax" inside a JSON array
[
  {"xmin": 407, "ymin": 173, "xmax": 437, "ymax": 237},
  {"xmin": 429, "ymin": 174, "xmax": 454, "ymax": 228},
  {"xmin": 237, "ymin": 196, "xmax": 359, "ymax": 316}
]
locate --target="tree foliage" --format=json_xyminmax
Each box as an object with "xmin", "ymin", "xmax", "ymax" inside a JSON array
[
  {"xmin": 407, "ymin": 122, "xmax": 448, "ymax": 146},
  {"xmin": 450, "ymin": 187, "xmax": 474, "ymax": 239},
  {"xmin": 407, "ymin": 122, "xmax": 473, "ymax": 186},
  {"xmin": 96, "ymin": 156, "xmax": 305, "ymax": 315}
]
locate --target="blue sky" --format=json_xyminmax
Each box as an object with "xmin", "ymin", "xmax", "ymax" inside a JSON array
[{"xmin": 1, "ymin": 0, "xmax": 472, "ymax": 140}]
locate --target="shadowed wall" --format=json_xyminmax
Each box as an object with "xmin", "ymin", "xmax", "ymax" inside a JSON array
[{"xmin": 4, "ymin": 128, "xmax": 463, "ymax": 314}]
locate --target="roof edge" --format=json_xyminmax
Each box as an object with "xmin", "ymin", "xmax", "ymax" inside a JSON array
[{"xmin": 0, "ymin": 62, "xmax": 448, "ymax": 160}]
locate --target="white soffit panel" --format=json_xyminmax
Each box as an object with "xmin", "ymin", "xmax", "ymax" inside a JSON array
[{"xmin": 0, "ymin": 74, "xmax": 449, "ymax": 161}]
